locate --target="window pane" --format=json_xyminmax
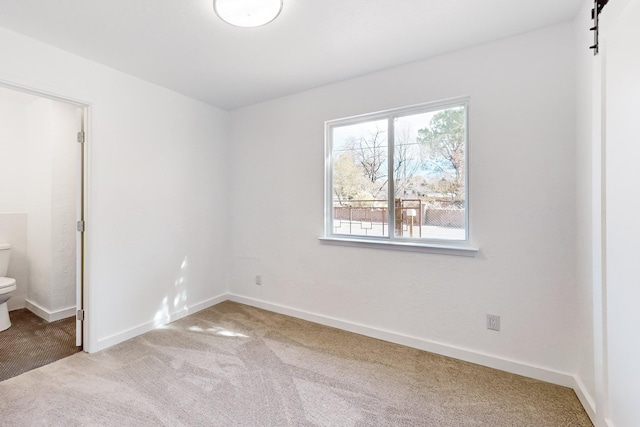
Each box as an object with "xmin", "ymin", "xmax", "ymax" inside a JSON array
[
  {"xmin": 393, "ymin": 106, "xmax": 466, "ymax": 240},
  {"xmin": 331, "ymin": 119, "xmax": 389, "ymax": 237}
]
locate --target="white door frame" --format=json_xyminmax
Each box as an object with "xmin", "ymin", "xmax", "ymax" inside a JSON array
[
  {"xmin": 75, "ymin": 107, "xmax": 86, "ymax": 347},
  {"xmin": 0, "ymin": 80, "xmax": 90, "ymax": 351}
]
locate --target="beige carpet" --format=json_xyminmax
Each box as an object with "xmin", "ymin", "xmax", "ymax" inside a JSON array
[{"xmin": 0, "ymin": 301, "xmax": 592, "ymax": 426}]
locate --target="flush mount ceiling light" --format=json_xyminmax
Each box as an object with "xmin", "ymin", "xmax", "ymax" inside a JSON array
[{"xmin": 214, "ymin": 0, "xmax": 283, "ymax": 28}]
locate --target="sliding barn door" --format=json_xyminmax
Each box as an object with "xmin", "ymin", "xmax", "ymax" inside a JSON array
[{"xmin": 603, "ymin": 1, "xmax": 640, "ymax": 425}]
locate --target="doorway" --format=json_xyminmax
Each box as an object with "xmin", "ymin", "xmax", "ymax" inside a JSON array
[{"xmin": 0, "ymin": 83, "xmax": 87, "ymax": 380}]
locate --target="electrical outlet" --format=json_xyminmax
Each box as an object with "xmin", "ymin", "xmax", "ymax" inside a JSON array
[
  {"xmin": 255, "ymin": 275, "xmax": 262, "ymax": 286},
  {"xmin": 487, "ymin": 314, "xmax": 500, "ymax": 331}
]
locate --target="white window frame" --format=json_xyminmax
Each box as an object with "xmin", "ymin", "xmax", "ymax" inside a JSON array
[{"xmin": 320, "ymin": 97, "xmax": 478, "ymax": 256}]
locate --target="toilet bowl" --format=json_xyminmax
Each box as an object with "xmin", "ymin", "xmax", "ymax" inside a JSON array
[
  {"xmin": 0, "ymin": 277, "xmax": 16, "ymax": 331},
  {"xmin": 0, "ymin": 243, "xmax": 16, "ymax": 332}
]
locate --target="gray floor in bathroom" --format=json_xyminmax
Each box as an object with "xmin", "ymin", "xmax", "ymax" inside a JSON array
[{"xmin": 0, "ymin": 309, "xmax": 80, "ymax": 382}]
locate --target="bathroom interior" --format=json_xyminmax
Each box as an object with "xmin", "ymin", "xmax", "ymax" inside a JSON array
[{"xmin": 0, "ymin": 85, "xmax": 82, "ymax": 380}]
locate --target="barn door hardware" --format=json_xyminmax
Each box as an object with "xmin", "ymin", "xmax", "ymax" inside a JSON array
[{"xmin": 590, "ymin": 0, "xmax": 609, "ymax": 55}]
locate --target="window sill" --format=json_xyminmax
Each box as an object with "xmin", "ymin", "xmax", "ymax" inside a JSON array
[{"xmin": 318, "ymin": 237, "xmax": 479, "ymax": 257}]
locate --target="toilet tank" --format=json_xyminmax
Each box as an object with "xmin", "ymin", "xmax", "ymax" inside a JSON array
[{"xmin": 0, "ymin": 244, "xmax": 10, "ymax": 277}]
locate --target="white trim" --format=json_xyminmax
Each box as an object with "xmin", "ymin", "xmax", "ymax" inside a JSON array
[
  {"xmin": 88, "ymin": 292, "xmax": 593, "ymax": 419},
  {"xmin": 0, "ymin": 79, "xmax": 91, "ymax": 108},
  {"xmin": 95, "ymin": 293, "xmax": 227, "ymax": 352},
  {"xmin": 573, "ymin": 374, "xmax": 596, "ymax": 424},
  {"xmin": 324, "ymin": 97, "xmax": 472, "ymax": 250},
  {"xmin": 0, "ymin": 78, "xmax": 94, "ymax": 353},
  {"xmin": 25, "ymin": 299, "xmax": 76, "ymax": 322},
  {"xmin": 51, "ymin": 306, "xmax": 77, "ymax": 322},
  {"xmin": 83, "ymin": 106, "xmax": 95, "ymax": 353},
  {"xmin": 227, "ymin": 294, "xmax": 577, "ymax": 388},
  {"xmin": 325, "ymin": 96, "xmax": 471, "ymax": 127},
  {"xmin": 319, "ymin": 236, "xmax": 479, "ymax": 256}
]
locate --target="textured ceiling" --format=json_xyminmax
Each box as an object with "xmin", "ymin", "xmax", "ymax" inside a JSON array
[{"xmin": 0, "ymin": 0, "xmax": 583, "ymax": 110}]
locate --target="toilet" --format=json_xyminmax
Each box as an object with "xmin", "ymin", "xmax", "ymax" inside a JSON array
[{"xmin": 0, "ymin": 243, "xmax": 17, "ymax": 332}]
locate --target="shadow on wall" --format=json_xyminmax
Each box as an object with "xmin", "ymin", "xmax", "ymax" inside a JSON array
[
  {"xmin": 154, "ymin": 256, "xmax": 190, "ymax": 328},
  {"xmin": 151, "ymin": 257, "xmax": 249, "ymax": 338}
]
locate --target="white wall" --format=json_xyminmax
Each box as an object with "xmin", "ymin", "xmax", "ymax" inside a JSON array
[
  {"xmin": 573, "ymin": 1, "xmax": 597, "ymax": 415},
  {"xmin": 0, "ymin": 27, "xmax": 231, "ymax": 351},
  {"xmin": 601, "ymin": 1, "xmax": 640, "ymax": 425},
  {"xmin": 1, "ymin": 91, "xmax": 79, "ymax": 318},
  {"xmin": 23, "ymin": 97, "xmax": 78, "ymax": 316},
  {"xmin": 0, "ymin": 93, "xmax": 31, "ymax": 212},
  {"xmin": 50, "ymin": 101, "xmax": 78, "ymax": 312},
  {"xmin": 229, "ymin": 23, "xmax": 580, "ymax": 379},
  {"xmin": 0, "ymin": 92, "xmax": 32, "ymax": 308},
  {"xmin": 25, "ymin": 98, "xmax": 53, "ymax": 309}
]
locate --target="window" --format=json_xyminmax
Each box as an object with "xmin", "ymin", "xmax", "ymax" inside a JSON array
[{"xmin": 323, "ymin": 97, "xmax": 475, "ymax": 254}]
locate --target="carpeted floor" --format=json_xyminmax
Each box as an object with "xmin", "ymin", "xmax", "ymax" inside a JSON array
[
  {"xmin": 0, "ymin": 301, "xmax": 592, "ymax": 426},
  {"xmin": 0, "ymin": 309, "xmax": 80, "ymax": 382}
]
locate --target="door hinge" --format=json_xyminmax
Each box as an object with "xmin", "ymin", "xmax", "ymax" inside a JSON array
[
  {"xmin": 76, "ymin": 309, "xmax": 85, "ymax": 321},
  {"xmin": 76, "ymin": 220, "xmax": 85, "ymax": 232},
  {"xmin": 77, "ymin": 131, "xmax": 85, "ymax": 143}
]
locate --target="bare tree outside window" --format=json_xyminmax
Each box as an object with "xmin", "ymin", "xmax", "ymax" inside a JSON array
[{"xmin": 327, "ymin": 100, "xmax": 468, "ymax": 242}]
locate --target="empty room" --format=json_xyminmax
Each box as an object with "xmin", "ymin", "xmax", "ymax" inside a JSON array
[{"xmin": 0, "ymin": 0, "xmax": 638, "ymax": 426}]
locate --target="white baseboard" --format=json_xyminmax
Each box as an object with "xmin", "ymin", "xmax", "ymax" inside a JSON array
[
  {"xmin": 25, "ymin": 299, "xmax": 75, "ymax": 322},
  {"xmin": 572, "ymin": 375, "xmax": 596, "ymax": 424},
  {"xmin": 96, "ymin": 293, "xmax": 227, "ymax": 351},
  {"xmin": 91, "ymin": 291, "xmax": 599, "ymax": 423},
  {"xmin": 227, "ymin": 294, "xmax": 579, "ymax": 389}
]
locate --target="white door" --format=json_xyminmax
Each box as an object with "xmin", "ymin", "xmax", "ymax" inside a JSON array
[{"xmin": 603, "ymin": 1, "xmax": 640, "ymax": 425}]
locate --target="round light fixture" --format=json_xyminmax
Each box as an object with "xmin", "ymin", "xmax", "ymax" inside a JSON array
[{"xmin": 214, "ymin": 0, "xmax": 283, "ymax": 28}]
